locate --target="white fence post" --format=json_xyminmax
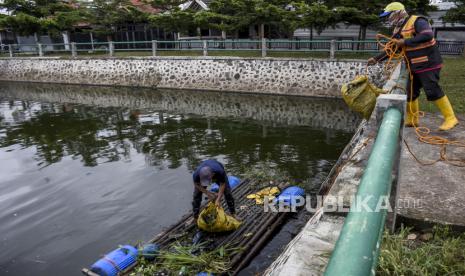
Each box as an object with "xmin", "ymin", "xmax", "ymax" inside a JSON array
[
  {"xmin": 203, "ymin": 40, "xmax": 208, "ymax": 56},
  {"xmin": 8, "ymin": 44, "xmax": 13, "ymax": 57},
  {"xmin": 109, "ymin": 41, "xmax": 114, "ymax": 57},
  {"xmin": 152, "ymin": 40, "xmax": 157, "ymax": 57},
  {"xmin": 37, "ymin": 43, "xmax": 43, "ymax": 57},
  {"xmin": 71, "ymin": 42, "xmax": 77, "ymax": 57},
  {"xmin": 330, "ymin": 39, "xmax": 336, "ymax": 59},
  {"xmin": 261, "ymin": 38, "xmax": 267, "ymax": 57}
]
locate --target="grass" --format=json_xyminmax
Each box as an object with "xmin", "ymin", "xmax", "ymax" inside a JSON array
[
  {"xmin": 418, "ymin": 56, "xmax": 465, "ymax": 114},
  {"xmin": 130, "ymin": 242, "xmax": 241, "ymax": 276},
  {"xmin": 0, "ymin": 49, "xmax": 376, "ymax": 59},
  {"xmin": 377, "ymin": 226, "xmax": 465, "ymax": 275}
]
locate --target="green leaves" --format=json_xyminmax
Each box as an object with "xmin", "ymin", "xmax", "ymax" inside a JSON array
[
  {"xmin": 294, "ymin": 2, "xmax": 336, "ymax": 35},
  {"xmin": 0, "ymin": 12, "xmax": 41, "ymax": 35},
  {"xmin": 149, "ymin": 9, "xmax": 196, "ymax": 33},
  {"xmin": 0, "ymin": 0, "xmax": 88, "ymax": 36},
  {"xmin": 86, "ymin": 0, "xmax": 149, "ymax": 39},
  {"xmin": 443, "ymin": 1, "xmax": 465, "ymax": 25}
]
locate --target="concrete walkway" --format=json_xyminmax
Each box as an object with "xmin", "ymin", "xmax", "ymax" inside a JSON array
[{"xmin": 397, "ymin": 113, "xmax": 465, "ymax": 226}]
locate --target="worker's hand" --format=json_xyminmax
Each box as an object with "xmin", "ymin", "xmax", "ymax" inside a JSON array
[
  {"xmin": 367, "ymin": 58, "xmax": 377, "ymax": 66},
  {"xmin": 215, "ymin": 198, "xmax": 221, "ymax": 206},
  {"xmin": 393, "ymin": 39, "xmax": 405, "ymax": 48},
  {"xmin": 207, "ymin": 192, "xmax": 217, "ymax": 201}
]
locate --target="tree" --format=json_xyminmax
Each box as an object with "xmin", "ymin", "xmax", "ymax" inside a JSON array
[
  {"xmin": 0, "ymin": 0, "xmax": 86, "ymax": 42},
  {"xmin": 249, "ymin": 0, "xmax": 288, "ymax": 39},
  {"xmin": 193, "ymin": 0, "xmax": 251, "ymax": 38},
  {"xmin": 443, "ymin": 1, "xmax": 465, "ymax": 25},
  {"xmin": 295, "ymin": 2, "xmax": 336, "ymax": 40},
  {"xmin": 194, "ymin": 0, "xmax": 293, "ymax": 39},
  {"xmin": 327, "ymin": 0, "xmax": 435, "ymax": 42},
  {"xmin": 86, "ymin": 0, "xmax": 148, "ymax": 42},
  {"xmin": 149, "ymin": 9, "xmax": 196, "ymax": 39}
]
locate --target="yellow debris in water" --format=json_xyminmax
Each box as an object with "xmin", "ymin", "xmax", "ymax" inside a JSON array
[
  {"xmin": 247, "ymin": 186, "xmax": 280, "ymax": 205},
  {"xmin": 341, "ymin": 75, "xmax": 385, "ymax": 119}
]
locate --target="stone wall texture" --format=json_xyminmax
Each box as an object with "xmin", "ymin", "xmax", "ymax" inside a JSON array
[
  {"xmin": 0, "ymin": 81, "xmax": 361, "ymax": 132},
  {"xmin": 0, "ymin": 57, "xmax": 383, "ymax": 97}
]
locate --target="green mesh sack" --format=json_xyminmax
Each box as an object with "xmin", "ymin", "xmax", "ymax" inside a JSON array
[{"xmin": 341, "ymin": 75, "xmax": 385, "ymax": 119}]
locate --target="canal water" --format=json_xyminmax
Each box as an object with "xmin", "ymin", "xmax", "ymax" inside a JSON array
[{"xmin": 0, "ymin": 82, "xmax": 359, "ymax": 275}]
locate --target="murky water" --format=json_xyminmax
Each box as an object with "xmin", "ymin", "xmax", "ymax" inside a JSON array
[{"xmin": 0, "ymin": 82, "xmax": 358, "ymax": 275}]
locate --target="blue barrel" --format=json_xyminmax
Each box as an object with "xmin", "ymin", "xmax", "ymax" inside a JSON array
[
  {"xmin": 90, "ymin": 245, "xmax": 138, "ymax": 276},
  {"xmin": 275, "ymin": 186, "xmax": 305, "ymax": 206},
  {"xmin": 197, "ymin": 273, "xmax": 214, "ymax": 276},
  {"xmin": 210, "ymin": 176, "xmax": 240, "ymax": 192}
]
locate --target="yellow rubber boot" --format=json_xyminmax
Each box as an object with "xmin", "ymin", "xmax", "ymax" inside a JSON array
[
  {"xmin": 405, "ymin": 99, "xmax": 419, "ymax": 127},
  {"xmin": 434, "ymin": 96, "xmax": 459, "ymax": 131}
]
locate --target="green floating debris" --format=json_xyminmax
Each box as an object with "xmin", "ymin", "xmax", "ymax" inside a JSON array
[{"xmin": 131, "ymin": 242, "xmax": 242, "ymax": 276}]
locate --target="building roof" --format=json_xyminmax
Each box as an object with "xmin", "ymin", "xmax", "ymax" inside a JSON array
[
  {"xmin": 180, "ymin": 0, "xmax": 209, "ymax": 11},
  {"xmin": 130, "ymin": 0, "xmax": 160, "ymax": 14}
]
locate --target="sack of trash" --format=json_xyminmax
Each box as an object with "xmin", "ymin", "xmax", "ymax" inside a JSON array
[
  {"xmin": 341, "ymin": 75, "xmax": 385, "ymax": 119},
  {"xmin": 197, "ymin": 202, "xmax": 241, "ymax": 232}
]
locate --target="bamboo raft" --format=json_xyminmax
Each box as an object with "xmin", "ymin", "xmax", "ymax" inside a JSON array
[{"xmin": 82, "ymin": 179, "xmax": 289, "ymax": 276}]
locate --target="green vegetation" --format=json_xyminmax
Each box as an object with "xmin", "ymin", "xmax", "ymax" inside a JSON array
[
  {"xmin": 241, "ymin": 160, "xmax": 292, "ymax": 190},
  {"xmin": 0, "ymin": 0, "xmax": 437, "ymax": 42},
  {"xmin": 130, "ymin": 242, "xmax": 241, "ymax": 275},
  {"xmin": 419, "ymin": 57, "xmax": 465, "ymax": 114},
  {"xmin": 443, "ymin": 0, "xmax": 465, "ymax": 25},
  {"xmin": 377, "ymin": 226, "xmax": 465, "ymax": 275}
]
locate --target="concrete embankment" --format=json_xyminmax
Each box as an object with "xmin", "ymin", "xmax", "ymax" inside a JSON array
[{"xmin": 0, "ymin": 57, "xmax": 383, "ymax": 97}]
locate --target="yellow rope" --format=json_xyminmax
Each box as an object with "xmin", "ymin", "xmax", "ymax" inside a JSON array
[{"xmin": 376, "ymin": 33, "xmax": 465, "ymax": 167}]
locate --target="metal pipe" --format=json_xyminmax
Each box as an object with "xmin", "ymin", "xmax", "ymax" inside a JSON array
[{"xmin": 324, "ymin": 107, "xmax": 402, "ymax": 276}]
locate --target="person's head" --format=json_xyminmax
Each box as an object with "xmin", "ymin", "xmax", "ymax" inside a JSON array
[
  {"xmin": 199, "ymin": 166, "xmax": 213, "ymax": 187},
  {"xmin": 380, "ymin": 2, "xmax": 409, "ymax": 27}
]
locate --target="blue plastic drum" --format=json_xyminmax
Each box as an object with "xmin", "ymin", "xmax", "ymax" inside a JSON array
[
  {"xmin": 90, "ymin": 245, "xmax": 138, "ymax": 276},
  {"xmin": 275, "ymin": 186, "xmax": 305, "ymax": 206},
  {"xmin": 210, "ymin": 176, "xmax": 240, "ymax": 192}
]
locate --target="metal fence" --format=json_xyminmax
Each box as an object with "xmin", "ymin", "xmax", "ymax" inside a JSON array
[{"xmin": 1, "ymin": 39, "xmax": 463, "ymax": 58}]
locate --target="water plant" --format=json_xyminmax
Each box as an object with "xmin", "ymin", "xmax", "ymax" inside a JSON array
[
  {"xmin": 130, "ymin": 242, "xmax": 242, "ymax": 276},
  {"xmin": 241, "ymin": 160, "xmax": 292, "ymax": 190}
]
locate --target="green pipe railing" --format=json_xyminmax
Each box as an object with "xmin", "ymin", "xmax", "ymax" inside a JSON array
[{"xmin": 324, "ymin": 107, "xmax": 403, "ymax": 276}]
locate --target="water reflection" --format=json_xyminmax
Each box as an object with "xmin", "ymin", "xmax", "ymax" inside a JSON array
[
  {"xmin": 0, "ymin": 98, "xmax": 351, "ymax": 179},
  {"xmin": 0, "ymin": 81, "xmax": 361, "ymax": 132},
  {"xmin": 0, "ymin": 82, "xmax": 355, "ymax": 275}
]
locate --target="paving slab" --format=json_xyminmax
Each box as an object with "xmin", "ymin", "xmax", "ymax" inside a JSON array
[{"xmin": 398, "ymin": 113, "xmax": 465, "ymax": 226}]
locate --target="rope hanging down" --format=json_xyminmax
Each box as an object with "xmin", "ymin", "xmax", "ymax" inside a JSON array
[{"xmin": 376, "ymin": 33, "xmax": 465, "ymax": 167}]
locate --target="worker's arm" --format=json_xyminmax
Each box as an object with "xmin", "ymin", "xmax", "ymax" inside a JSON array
[
  {"xmin": 404, "ymin": 18, "xmax": 434, "ymax": 47},
  {"xmin": 216, "ymin": 182, "xmax": 226, "ymax": 206},
  {"xmin": 194, "ymin": 182, "xmax": 217, "ymax": 200},
  {"xmin": 368, "ymin": 50, "xmax": 388, "ymax": 65}
]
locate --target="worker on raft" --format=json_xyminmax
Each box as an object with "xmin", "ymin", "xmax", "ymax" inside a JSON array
[
  {"xmin": 367, "ymin": 2, "xmax": 459, "ymax": 131},
  {"xmin": 192, "ymin": 159, "xmax": 236, "ymax": 220}
]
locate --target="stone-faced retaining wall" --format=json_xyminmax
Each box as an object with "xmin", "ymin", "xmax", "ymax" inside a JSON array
[{"xmin": 0, "ymin": 57, "xmax": 383, "ymax": 97}]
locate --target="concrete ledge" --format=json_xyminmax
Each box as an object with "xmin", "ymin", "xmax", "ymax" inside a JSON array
[{"xmin": 398, "ymin": 113, "xmax": 465, "ymax": 227}]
